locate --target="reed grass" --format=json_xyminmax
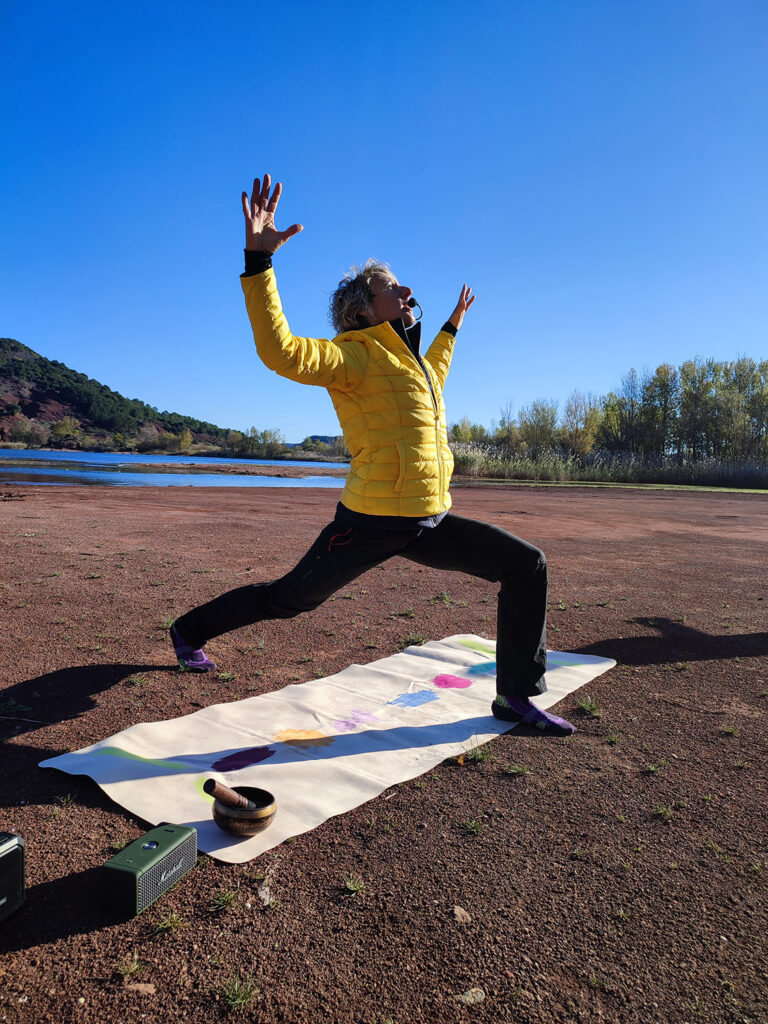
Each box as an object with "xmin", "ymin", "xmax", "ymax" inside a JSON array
[{"xmin": 450, "ymin": 443, "xmax": 768, "ymax": 489}]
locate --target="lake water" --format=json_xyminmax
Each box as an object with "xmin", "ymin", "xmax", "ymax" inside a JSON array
[{"xmin": 0, "ymin": 449, "xmax": 348, "ymax": 488}]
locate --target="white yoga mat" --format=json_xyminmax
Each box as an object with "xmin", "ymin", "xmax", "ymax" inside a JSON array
[{"xmin": 40, "ymin": 635, "xmax": 614, "ymax": 864}]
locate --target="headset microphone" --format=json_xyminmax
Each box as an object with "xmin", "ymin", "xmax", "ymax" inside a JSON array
[{"xmin": 407, "ymin": 297, "xmax": 423, "ymax": 321}]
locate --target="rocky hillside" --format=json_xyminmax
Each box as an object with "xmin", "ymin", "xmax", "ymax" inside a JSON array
[{"xmin": 0, "ymin": 337, "xmax": 231, "ymax": 448}]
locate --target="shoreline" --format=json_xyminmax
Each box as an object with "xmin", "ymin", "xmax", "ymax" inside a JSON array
[
  {"xmin": 3, "ymin": 449, "xmax": 767, "ymax": 493},
  {"xmin": 2, "ymin": 463, "xmax": 766, "ymax": 493},
  {"xmin": 0, "ymin": 457, "xmax": 349, "ymax": 478},
  {"xmin": 0, "ymin": 443, "xmax": 349, "ymax": 463}
]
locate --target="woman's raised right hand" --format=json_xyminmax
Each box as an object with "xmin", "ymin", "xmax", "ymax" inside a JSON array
[{"xmin": 242, "ymin": 174, "xmax": 303, "ymax": 253}]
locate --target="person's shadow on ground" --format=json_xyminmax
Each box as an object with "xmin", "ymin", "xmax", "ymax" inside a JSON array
[
  {"xmin": 0, "ymin": 663, "xmax": 175, "ymax": 741},
  {"xmin": 574, "ymin": 616, "xmax": 768, "ymax": 666}
]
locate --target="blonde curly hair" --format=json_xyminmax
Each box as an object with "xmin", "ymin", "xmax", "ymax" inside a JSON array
[{"xmin": 329, "ymin": 259, "xmax": 394, "ymax": 334}]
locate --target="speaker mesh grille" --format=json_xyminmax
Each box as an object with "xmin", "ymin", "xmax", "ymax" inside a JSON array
[{"xmin": 137, "ymin": 833, "xmax": 197, "ymax": 913}]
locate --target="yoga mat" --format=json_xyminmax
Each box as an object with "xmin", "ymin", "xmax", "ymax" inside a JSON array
[{"xmin": 40, "ymin": 635, "xmax": 614, "ymax": 864}]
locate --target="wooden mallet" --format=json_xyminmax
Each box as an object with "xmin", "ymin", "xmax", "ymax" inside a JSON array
[{"xmin": 203, "ymin": 778, "xmax": 257, "ymax": 811}]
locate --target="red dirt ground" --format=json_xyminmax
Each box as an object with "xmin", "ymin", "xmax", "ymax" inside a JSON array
[{"xmin": 1, "ymin": 483, "xmax": 766, "ymax": 1024}]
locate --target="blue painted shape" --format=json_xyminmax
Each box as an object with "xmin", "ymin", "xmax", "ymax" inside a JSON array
[
  {"xmin": 467, "ymin": 661, "xmax": 497, "ymax": 676},
  {"xmin": 388, "ymin": 690, "xmax": 440, "ymax": 708}
]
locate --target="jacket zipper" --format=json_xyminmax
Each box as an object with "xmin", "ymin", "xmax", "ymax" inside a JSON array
[
  {"xmin": 391, "ymin": 324, "xmax": 446, "ymax": 502},
  {"xmin": 415, "ymin": 354, "xmax": 444, "ymax": 501}
]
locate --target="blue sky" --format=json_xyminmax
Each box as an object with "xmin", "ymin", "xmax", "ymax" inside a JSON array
[{"xmin": 2, "ymin": 1, "xmax": 767, "ymax": 441}]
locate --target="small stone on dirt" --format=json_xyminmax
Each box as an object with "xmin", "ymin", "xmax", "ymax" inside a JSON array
[
  {"xmin": 125, "ymin": 982, "xmax": 156, "ymax": 995},
  {"xmin": 451, "ymin": 905, "xmax": 472, "ymax": 925},
  {"xmin": 457, "ymin": 987, "xmax": 485, "ymax": 1005}
]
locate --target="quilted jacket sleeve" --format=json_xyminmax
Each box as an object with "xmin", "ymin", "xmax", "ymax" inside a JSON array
[
  {"xmin": 241, "ymin": 268, "xmax": 368, "ymax": 390},
  {"xmin": 423, "ymin": 330, "xmax": 456, "ymax": 390}
]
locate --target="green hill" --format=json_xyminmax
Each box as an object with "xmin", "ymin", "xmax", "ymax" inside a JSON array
[{"xmin": 0, "ymin": 337, "xmax": 232, "ymax": 450}]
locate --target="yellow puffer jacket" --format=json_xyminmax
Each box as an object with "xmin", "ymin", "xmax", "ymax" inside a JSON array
[{"xmin": 242, "ymin": 268, "xmax": 456, "ymax": 517}]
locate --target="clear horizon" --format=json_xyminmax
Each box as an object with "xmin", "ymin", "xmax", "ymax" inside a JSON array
[{"xmin": 2, "ymin": 1, "xmax": 767, "ymax": 442}]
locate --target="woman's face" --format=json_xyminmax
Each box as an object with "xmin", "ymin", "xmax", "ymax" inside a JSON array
[{"xmin": 368, "ymin": 274, "xmax": 415, "ymax": 327}]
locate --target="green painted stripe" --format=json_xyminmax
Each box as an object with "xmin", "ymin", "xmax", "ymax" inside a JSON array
[
  {"xmin": 457, "ymin": 638, "xmax": 496, "ymax": 656},
  {"xmin": 92, "ymin": 746, "xmax": 196, "ymax": 772}
]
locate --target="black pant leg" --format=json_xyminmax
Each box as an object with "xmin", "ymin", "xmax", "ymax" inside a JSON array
[
  {"xmin": 402, "ymin": 513, "xmax": 548, "ymax": 698},
  {"xmin": 174, "ymin": 518, "xmax": 416, "ymax": 648}
]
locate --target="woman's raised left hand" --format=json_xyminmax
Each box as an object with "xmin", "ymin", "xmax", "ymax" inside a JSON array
[{"xmin": 448, "ymin": 285, "xmax": 476, "ymax": 330}]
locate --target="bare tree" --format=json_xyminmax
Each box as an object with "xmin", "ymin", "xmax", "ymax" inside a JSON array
[{"xmin": 560, "ymin": 390, "xmax": 601, "ymax": 457}]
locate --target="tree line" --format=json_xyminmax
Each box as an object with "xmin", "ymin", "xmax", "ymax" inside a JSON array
[
  {"xmin": 449, "ymin": 357, "xmax": 768, "ymax": 464},
  {"xmin": 223, "ymin": 430, "xmax": 350, "ymax": 460},
  {"xmin": 4, "ymin": 335, "xmax": 766, "ymax": 479}
]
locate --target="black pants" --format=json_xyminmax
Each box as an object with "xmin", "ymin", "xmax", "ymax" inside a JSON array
[{"xmin": 174, "ymin": 511, "xmax": 548, "ymax": 699}]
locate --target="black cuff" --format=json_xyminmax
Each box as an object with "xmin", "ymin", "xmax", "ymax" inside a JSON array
[
  {"xmin": 441, "ymin": 321, "xmax": 457, "ymax": 337},
  {"xmin": 243, "ymin": 250, "xmax": 273, "ymax": 276}
]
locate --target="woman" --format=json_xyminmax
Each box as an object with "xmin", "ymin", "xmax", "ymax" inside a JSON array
[{"xmin": 170, "ymin": 174, "xmax": 575, "ymax": 736}]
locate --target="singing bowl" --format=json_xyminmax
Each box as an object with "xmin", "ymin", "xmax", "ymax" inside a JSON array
[{"xmin": 212, "ymin": 786, "xmax": 277, "ymax": 837}]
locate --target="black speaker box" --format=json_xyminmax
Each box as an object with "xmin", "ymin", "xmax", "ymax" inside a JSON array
[{"xmin": 0, "ymin": 831, "xmax": 26, "ymax": 922}]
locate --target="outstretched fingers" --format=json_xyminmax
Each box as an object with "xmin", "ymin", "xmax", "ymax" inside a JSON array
[
  {"xmin": 247, "ymin": 174, "xmax": 272, "ymax": 215},
  {"xmin": 258, "ymin": 173, "xmax": 271, "ymax": 210},
  {"xmin": 242, "ymin": 173, "xmax": 303, "ymax": 252},
  {"xmin": 249, "ymin": 177, "xmax": 262, "ymax": 216},
  {"xmin": 266, "ymin": 181, "xmax": 282, "ymax": 214},
  {"xmin": 447, "ymin": 284, "xmax": 476, "ymax": 331}
]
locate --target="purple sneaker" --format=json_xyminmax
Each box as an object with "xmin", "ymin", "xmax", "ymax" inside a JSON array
[
  {"xmin": 492, "ymin": 696, "xmax": 576, "ymax": 736},
  {"xmin": 170, "ymin": 624, "xmax": 217, "ymax": 673}
]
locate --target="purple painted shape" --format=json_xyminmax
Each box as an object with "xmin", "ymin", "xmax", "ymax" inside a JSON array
[
  {"xmin": 331, "ymin": 709, "xmax": 379, "ymax": 733},
  {"xmin": 211, "ymin": 745, "xmax": 276, "ymax": 771},
  {"xmin": 433, "ymin": 674, "xmax": 473, "ymax": 689}
]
